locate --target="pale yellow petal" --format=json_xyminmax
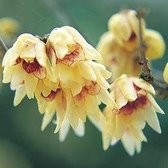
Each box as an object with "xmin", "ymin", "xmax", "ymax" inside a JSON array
[
  {"xmin": 121, "ymin": 133, "xmax": 136, "ymax": 156},
  {"xmin": 102, "ymin": 130, "xmax": 111, "ymax": 150},
  {"xmin": 78, "ymin": 61, "xmax": 97, "ymax": 81},
  {"xmin": 132, "ymin": 77, "xmax": 155, "ymax": 95},
  {"xmin": 108, "ymin": 13, "xmax": 132, "ymax": 42},
  {"xmin": 147, "ymin": 94, "xmax": 164, "ymax": 114},
  {"xmin": 25, "ymin": 74, "xmax": 38, "ymax": 99},
  {"xmin": 41, "ymin": 111, "xmax": 55, "ymax": 131},
  {"xmin": 20, "ymin": 46, "xmax": 36, "ymax": 60},
  {"xmin": 35, "ymin": 42, "xmax": 47, "ymax": 67},
  {"xmin": 146, "ymin": 109, "xmax": 161, "ymax": 134},
  {"xmin": 10, "ymin": 65, "xmax": 24, "ymax": 90},
  {"xmin": 14, "ymin": 85, "xmax": 26, "ymax": 106},
  {"xmin": 59, "ymin": 119, "xmax": 70, "ymax": 142},
  {"xmin": 3, "ymin": 66, "xmax": 14, "ymax": 83},
  {"xmin": 73, "ymin": 119, "xmax": 85, "ymax": 137},
  {"xmin": 117, "ymin": 75, "xmax": 137, "ymax": 101}
]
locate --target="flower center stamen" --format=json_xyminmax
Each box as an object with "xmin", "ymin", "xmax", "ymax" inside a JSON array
[
  {"xmin": 57, "ymin": 43, "xmax": 82, "ymax": 65},
  {"xmin": 22, "ymin": 59, "xmax": 41, "ymax": 74},
  {"xmin": 119, "ymin": 96, "xmax": 150, "ymax": 115},
  {"xmin": 41, "ymin": 89, "xmax": 61, "ymax": 101}
]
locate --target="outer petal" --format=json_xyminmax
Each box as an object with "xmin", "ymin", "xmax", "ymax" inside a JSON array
[
  {"xmin": 145, "ymin": 109, "xmax": 161, "ymax": 134},
  {"xmin": 59, "ymin": 119, "xmax": 70, "ymax": 142},
  {"xmin": 25, "ymin": 74, "xmax": 38, "ymax": 99},
  {"xmin": 73, "ymin": 119, "xmax": 85, "ymax": 137},
  {"xmin": 108, "ymin": 13, "xmax": 131, "ymax": 42},
  {"xmin": 78, "ymin": 61, "xmax": 97, "ymax": 81},
  {"xmin": 147, "ymin": 94, "xmax": 164, "ymax": 114},
  {"xmin": 117, "ymin": 75, "xmax": 137, "ymax": 101},
  {"xmin": 132, "ymin": 77, "xmax": 155, "ymax": 95},
  {"xmin": 14, "ymin": 85, "xmax": 26, "ymax": 106},
  {"xmin": 41, "ymin": 111, "xmax": 55, "ymax": 131}
]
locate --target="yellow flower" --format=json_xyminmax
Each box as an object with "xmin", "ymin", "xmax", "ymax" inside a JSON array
[
  {"xmin": 0, "ymin": 17, "xmax": 20, "ymax": 39},
  {"xmin": 97, "ymin": 19, "xmax": 165, "ymax": 80},
  {"xmin": 47, "ymin": 26, "xmax": 101, "ymax": 66},
  {"xmin": 144, "ymin": 29, "xmax": 165, "ymax": 60},
  {"xmin": 37, "ymin": 60, "xmax": 113, "ymax": 137},
  {"xmin": 2, "ymin": 33, "xmax": 50, "ymax": 106},
  {"xmin": 97, "ymin": 32, "xmax": 141, "ymax": 80},
  {"xmin": 108, "ymin": 10, "xmax": 145, "ymax": 51},
  {"xmin": 102, "ymin": 74, "xmax": 164, "ymax": 155},
  {"xmin": 35, "ymin": 26, "xmax": 115, "ymax": 140},
  {"xmin": 35, "ymin": 82, "xmax": 86, "ymax": 141},
  {"xmin": 163, "ymin": 63, "xmax": 168, "ymax": 83}
]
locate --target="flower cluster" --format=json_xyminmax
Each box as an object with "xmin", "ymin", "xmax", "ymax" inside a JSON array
[
  {"xmin": 97, "ymin": 10, "xmax": 165, "ymax": 80},
  {"xmin": 2, "ymin": 24, "xmax": 164, "ymax": 155},
  {"xmin": 2, "ymin": 26, "xmax": 114, "ymax": 140},
  {"xmin": 101, "ymin": 74, "xmax": 164, "ymax": 155}
]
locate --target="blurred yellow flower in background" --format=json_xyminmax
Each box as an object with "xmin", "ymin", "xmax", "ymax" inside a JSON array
[
  {"xmin": 0, "ymin": 17, "xmax": 20, "ymax": 45},
  {"xmin": 101, "ymin": 74, "xmax": 164, "ymax": 155},
  {"xmin": 97, "ymin": 32, "xmax": 141, "ymax": 79},
  {"xmin": 163, "ymin": 62, "xmax": 168, "ymax": 83},
  {"xmin": 97, "ymin": 9, "xmax": 165, "ymax": 80},
  {"xmin": 144, "ymin": 29, "xmax": 165, "ymax": 60},
  {"xmin": 108, "ymin": 10, "xmax": 145, "ymax": 52}
]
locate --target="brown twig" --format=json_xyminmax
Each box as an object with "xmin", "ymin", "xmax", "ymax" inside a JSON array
[
  {"xmin": 136, "ymin": 9, "xmax": 168, "ymax": 99},
  {"xmin": 136, "ymin": 9, "xmax": 153, "ymax": 83}
]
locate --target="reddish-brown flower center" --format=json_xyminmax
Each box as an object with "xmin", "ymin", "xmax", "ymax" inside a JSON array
[
  {"xmin": 41, "ymin": 89, "xmax": 61, "ymax": 101},
  {"xmin": 74, "ymin": 81, "xmax": 101, "ymax": 105},
  {"xmin": 57, "ymin": 43, "xmax": 82, "ymax": 66},
  {"xmin": 129, "ymin": 32, "xmax": 137, "ymax": 41},
  {"xmin": 120, "ymin": 96, "xmax": 150, "ymax": 115},
  {"xmin": 22, "ymin": 59, "xmax": 41, "ymax": 74}
]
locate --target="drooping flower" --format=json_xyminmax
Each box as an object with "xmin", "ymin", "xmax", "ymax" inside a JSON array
[
  {"xmin": 108, "ymin": 9, "xmax": 145, "ymax": 52},
  {"xmin": 101, "ymin": 74, "xmax": 164, "ymax": 155},
  {"xmin": 2, "ymin": 33, "xmax": 51, "ymax": 106},
  {"xmin": 36, "ymin": 26, "xmax": 114, "ymax": 139},
  {"xmin": 35, "ymin": 83, "xmax": 86, "ymax": 141},
  {"xmin": 163, "ymin": 62, "xmax": 168, "ymax": 83},
  {"xmin": 47, "ymin": 26, "xmax": 101, "ymax": 66},
  {"xmin": 97, "ymin": 10, "xmax": 165, "ymax": 80},
  {"xmin": 97, "ymin": 32, "xmax": 140, "ymax": 79}
]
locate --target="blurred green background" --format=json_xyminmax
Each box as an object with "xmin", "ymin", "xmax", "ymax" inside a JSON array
[{"xmin": 0, "ymin": 0, "xmax": 168, "ymax": 168}]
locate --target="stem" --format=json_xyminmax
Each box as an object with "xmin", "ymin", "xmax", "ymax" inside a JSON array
[
  {"xmin": 0, "ymin": 37, "xmax": 8, "ymax": 55},
  {"xmin": 136, "ymin": 9, "xmax": 168, "ymax": 99},
  {"xmin": 136, "ymin": 9, "xmax": 153, "ymax": 83}
]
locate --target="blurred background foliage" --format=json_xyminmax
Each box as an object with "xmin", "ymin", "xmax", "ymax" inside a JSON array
[{"xmin": 0, "ymin": 0, "xmax": 167, "ymax": 168}]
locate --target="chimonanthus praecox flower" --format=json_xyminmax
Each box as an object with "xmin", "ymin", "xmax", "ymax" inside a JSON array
[
  {"xmin": 34, "ymin": 26, "xmax": 114, "ymax": 140},
  {"xmin": 108, "ymin": 9, "xmax": 145, "ymax": 51},
  {"xmin": 2, "ymin": 33, "xmax": 51, "ymax": 106},
  {"xmin": 2, "ymin": 26, "xmax": 114, "ymax": 140},
  {"xmin": 101, "ymin": 74, "xmax": 164, "ymax": 155},
  {"xmin": 163, "ymin": 62, "xmax": 168, "ymax": 84},
  {"xmin": 97, "ymin": 9, "xmax": 165, "ymax": 80}
]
